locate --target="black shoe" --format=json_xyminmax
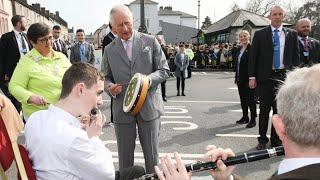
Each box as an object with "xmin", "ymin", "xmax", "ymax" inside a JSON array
[
  {"xmin": 182, "ymin": 93, "xmax": 186, "ymax": 96},
  {"xmin": 246, "ymin": 119, "xmax": 256, "ymax": 128},
  {"xmin": 177, "ymin": 92, "xmax": 180, "ymax": 96},
  {"xmin": 256, "ymin": 143, "xmax": 266, "ymax": 150},
  {"xmin": 236, "ymin": 117, "xmax": 249, "ymax": 124},
  {"xmin": 163, "ymin": 97, "xmax": 167, "ymax": 102}
]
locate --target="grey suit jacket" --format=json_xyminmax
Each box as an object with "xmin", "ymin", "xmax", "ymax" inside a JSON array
[
  {"xmin": 101, "ymin": 31, "xmax": 170, "ymax": 123},
  {"xmin": 174, "ymin": 53, "xmax": 189, "ymax": 78},
  {"xmin": 70, "ymin": 42, "xmax": 95, "ymax": 64}
]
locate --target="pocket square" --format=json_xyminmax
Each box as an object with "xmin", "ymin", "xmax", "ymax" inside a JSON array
[{"xmin": 143, "ymin": 46, "xmax": 151, "ymax": 52}]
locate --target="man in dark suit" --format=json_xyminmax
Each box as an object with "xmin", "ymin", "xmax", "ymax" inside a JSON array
[
  {"xmin": 156, "ymin": 35, "xmax": 168, "ymax": 102},
  {"xmin": 296, "ymin": 18, "xmax": 320, "ymax": 67},
  {"xmin": 70, "ymin": 29, "xmax": 95, "ymax": 64},
  {"xmin": 155, "ymin": 64, "xmax": 320, "ymax": 180},
  {"xmin": 101, "ymin": 23, "xmax": 117, "ymax": 127},
  {"xmin": 0, "ymin": 15, "xmax": 32, "ymax": 112},
  {"xmin": 52, "ymin": 25, "xmax": 68, "ymax": 57},
  {"xmin": 248, "ymin": 6, "xmax": 300, "ymax": 150},
  {"xmin": 102, "ymin": 24, "xmax": 116, "ymax": 56}
]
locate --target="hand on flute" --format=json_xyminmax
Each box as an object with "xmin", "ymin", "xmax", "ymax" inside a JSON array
[
  {"xmin": 204, "ymin": 145, "xmax": 236, "ymax": 180},
  {"xmin": 154, "ymin": 152, "xmax": 192, "ymax": 180}
]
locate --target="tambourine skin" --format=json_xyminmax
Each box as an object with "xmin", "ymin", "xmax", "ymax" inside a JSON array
[{"xmin": 123, "ymin": 73, "xmax": 149, "ymax": 116}]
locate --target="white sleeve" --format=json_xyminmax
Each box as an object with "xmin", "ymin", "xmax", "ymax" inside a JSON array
[{"xmin": 68, "ymin": 137, "xmax": 115, "ymax": 180}]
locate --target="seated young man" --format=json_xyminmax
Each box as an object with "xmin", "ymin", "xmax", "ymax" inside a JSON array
[{"xmin": 24, "ymin": 63, "xmax": 145, "ymax": 180}]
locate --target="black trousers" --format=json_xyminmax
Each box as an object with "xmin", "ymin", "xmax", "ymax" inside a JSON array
[
  {"xmin": 0, "ymin": 82, "xmax": 21, "ymax": 112},
  {"xmin": 176, "ymin": 71, "xmax": 185, "ymax": 93},
  {"xmin": 115, "ymin": 165, "xmax": 145, "ymax": 180},
  {"xmin": 161, "ymin": 80, "xmax": 166, "ymax": 99},
  {"xmin": 237, "ymin": 82, "xmax": 257, "ymax": 118},
  {"xmin": 257, "ymin": 71, "xmax": 285, "ymax": 145}
]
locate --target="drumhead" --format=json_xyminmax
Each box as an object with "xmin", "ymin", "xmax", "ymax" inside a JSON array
[{"xmin": 123, "ymin": 73, "xmax": 142, "ymax": 112}]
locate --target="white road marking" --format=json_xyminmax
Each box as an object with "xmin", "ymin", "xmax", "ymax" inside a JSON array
[
  {"xmin": 160, "ymin": 115, "xmax": 192, "ymax": 119},
  {"xmin": 161, "ymin": 121, "xmax": 198, "ymax": 130},
  {"xmin": 168, "ymin": 100, "xmax": 239, "ymax": 104},
  {"xmin": 164, "ymin": 107, "xmax": 189, "ymax": 114},
  {"xmin": 228, "ymin": 87, "xmax": 238, "ymax": 90},
  {"xmin": 216, "ymin": 134, "xmax": 270, "ymax": 138},
  {"xmin": 229, "ymin": 109, "xmax": 273, "ymax": 116},
  {"xmin": 164, "ymin": 106, "xmax": 186, "ymax": 108}
]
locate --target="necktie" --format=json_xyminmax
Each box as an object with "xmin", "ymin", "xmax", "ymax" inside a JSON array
[
  {"xmin": 55, "ymin": 40, "xmax": 61, "ymax": 52},
  {"xmin": 125, "ymin": 41, "xmax": 132, "ymax": 61},
  {"xmin": 20, "ymin": 33, "xmax": 27, "ymax": 54},
  {"xmin": 302, "ymin": 38, "xmax": 309, "ymax": 52},
  {"xmin": 273, "ymin": 29, "xmax": 280, "ymax": 69}
]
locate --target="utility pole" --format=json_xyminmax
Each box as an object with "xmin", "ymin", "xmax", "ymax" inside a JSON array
[
  {"xmin": 138, "ymin": 0, "xmax": 148, "ymax": 33},
  {"xmin": 197, "ymin": 0, "xmax": 200, "ymax": 45}
]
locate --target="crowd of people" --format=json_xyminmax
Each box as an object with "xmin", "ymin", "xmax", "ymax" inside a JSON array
[{"xmin": 0, "ymin": 4, "xmax": 320, "ymax": 180}]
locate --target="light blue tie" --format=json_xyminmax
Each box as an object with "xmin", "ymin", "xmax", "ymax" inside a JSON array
[{"xmin": 273, "ymin": 29, "xmax": 280, "ymax": 69}]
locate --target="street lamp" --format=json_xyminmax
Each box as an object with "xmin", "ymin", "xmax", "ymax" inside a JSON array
[{"xmin": 138, "ymin": 0, "xmax": 148, "ymax": 33}]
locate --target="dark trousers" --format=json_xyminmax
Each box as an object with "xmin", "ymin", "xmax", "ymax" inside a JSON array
[
  {"xmin": 176, "ymin": 71, "xmax": 185, "ymax": 93},
  {"xmin": 0, "ymin": 82, "xmax": 21, "ymax": 113},
  {"xmin": 110, "ymin": 99, "xmax": 113, "ymax": 123},
  {"xmin": 161, "ymin": 80, "xmax": 166, "ymax": 98},
  {"xmin": 115, "ymin": 165, "xmax": 145, "ymax": 180},
  {"xmin": 257, "ymin": 71, "xmax": 285, "ymax": 145},
  {"xmin": 237, "ymin": 82, "xmax": 257, "ymax": 118}
]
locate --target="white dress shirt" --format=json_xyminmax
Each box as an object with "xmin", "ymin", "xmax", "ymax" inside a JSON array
[
  {"xmin": 277, "ymin": 157, "xmax": 320, "ymax": 175},
  {"xmin": 25, "ymin": 105, "xmax": 115, "ymax": 180},
  {"xmin": 13, "ymin": 29, "xmax": 29, "ymax": 56},
  {"xmin": 121, "ymin": 33, "xmax": 134, "ymax": 61},
  {"xmin": 271, "ymin": 25, "xmax": 285, "ymax": 69}
]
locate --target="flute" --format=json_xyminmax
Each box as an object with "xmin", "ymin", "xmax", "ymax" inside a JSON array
[{"xmin": 136, "ymin": 146, "xmax": 284, "ymax": 180}]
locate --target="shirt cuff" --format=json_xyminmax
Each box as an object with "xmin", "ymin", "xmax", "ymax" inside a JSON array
[
  {"xmin": 249, "ymin": 77, "xmax": 256, "ymax": 80},
  {"xmin": 147, "ymin": 76, "xmax": 152, "ymax": 89}
]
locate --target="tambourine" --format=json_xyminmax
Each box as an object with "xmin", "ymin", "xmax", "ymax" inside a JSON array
[{"xmin": 123, "ymin": 73, "xmax": 150, "ymax": 116}]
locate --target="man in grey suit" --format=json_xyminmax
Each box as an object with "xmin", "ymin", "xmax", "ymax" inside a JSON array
[
  {"xmin": 70, "ymin": 29, "xmax": 95, "ymax": 64},
  {"xmin": 101, "ymin": 5, "xmax": 170, "ymax": 174},
  {"xmin": 174, "ymin": 44, "xmax": 189, "ymax": 96}
]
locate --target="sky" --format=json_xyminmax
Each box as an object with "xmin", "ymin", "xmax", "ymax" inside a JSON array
[{"xmin": 28, "ymin": 0, "xmax": 305, "ymax": 34}]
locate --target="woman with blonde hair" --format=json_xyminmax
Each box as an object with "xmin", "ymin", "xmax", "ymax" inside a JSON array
[{"xmin": 234, "ymin": 30, "xmax": 257, "ymax": 128}]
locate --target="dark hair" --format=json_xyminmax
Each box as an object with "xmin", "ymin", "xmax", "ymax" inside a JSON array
[
  {"xmin": 53, "ymin": 25, "xmax": 61, "ymax": 30},
  {"xmin": 179, "ymin": 44, "xmax": 185, "ymax": 48},
  {"xmin": 27, "ymin": 23, "xmax": 50, "ymax": 43},
  {"xmin": 76, "ymin": 29, "xmax": 85, "ymax": 34},
  {"xmin": 11, "ymin": 15, "xmax": 24, "ymax": 27},
  {"xmin": 108, "ymin": 23, "xmax": 112, "ymax": 30},
  {"xmin": 60, "ymin": 63, "xmax": 104, "ymax": 99}
]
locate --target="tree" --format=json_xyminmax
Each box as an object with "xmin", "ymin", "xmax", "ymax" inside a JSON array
[
  {"xmin": 245, "ymin": 0, "xmax": 279, "ymax": 16},
  {"xmin": 201, "ymin": 16, "xmax": 213, "ymax": 30},
  {"xmin": 230, "ymin": 2, "xmax": 241, "ymax": 12}
]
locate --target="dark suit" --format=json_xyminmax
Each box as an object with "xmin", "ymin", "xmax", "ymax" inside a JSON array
[
  {"xmin": 52, "ymin": 38, "xmax": 68, "ymax": 57},
  {"xmin": 102, "ymin": 32, "xmax": 115, "ymax": 56},
  {"xmin": 0, "ymin": 31, "xmax": 32, "ymax": 112},
  {"xmin": 248, "ymin": 26, "xmax": 300, "ymax": 146},
  {"xmin": 70, "ymin": 42, "xmax": 95, "ymax": 64},
  {"xmin": 101, "ymin": 31, "xmax": 116, "ymax": 123},
  {"xmin": 270, "ymin": 163, "xmax": 320, "ymax": 180},
  {"xmin": 234, "ymin": 44, "xmax": 256, "ymax": 119},
  {"xmin": 298, "ymin": 37, "xmax": 320, "ymax": 67}
]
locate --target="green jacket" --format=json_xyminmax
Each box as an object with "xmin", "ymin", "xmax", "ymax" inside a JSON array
[{"xmin": 9, "ymin": 49, "xmax": 71, "ymax": 117}]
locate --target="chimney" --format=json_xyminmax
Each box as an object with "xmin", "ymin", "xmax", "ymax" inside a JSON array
[
  {"xmin": 55, "ymin": 11, "xmax": 59, "ymax": 17},
  {"xmin": 45, "ymin": 10, "xmax": 49, "ymax": 16},
  {"xmin": 49, "ymin": 13, "xmax": 55, "ymax": 18},
  {"xmin": 41, "ymin": 7, "xmax": 45, "ymax": 15},
  {"xmin": 32, "ymin": 3, "xmax": 40, "ymax": 11}
]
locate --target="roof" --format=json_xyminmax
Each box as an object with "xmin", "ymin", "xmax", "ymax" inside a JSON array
[
  {"xmin": 129, "ymin": 0, "xmax": 158, "ymax": 5},
  {"xmin": 158, "ymin": 9, "xmax": 196, "ymax": 18},
  {"xmin": 206, "ymin": 9, "xmax": 290, "ymax": 34}
]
